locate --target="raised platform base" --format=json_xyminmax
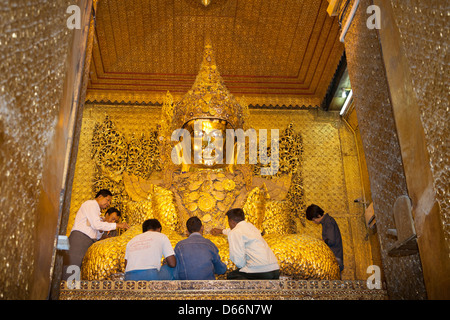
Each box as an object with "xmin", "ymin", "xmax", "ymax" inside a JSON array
[{"xmin": 59, "ymin": 279, "xmax": 388, "ymax": 300}]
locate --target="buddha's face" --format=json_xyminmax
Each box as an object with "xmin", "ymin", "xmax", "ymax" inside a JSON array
[{"xmin": 183, "ymin": 119, "xmax": 229, "ymax": 168}]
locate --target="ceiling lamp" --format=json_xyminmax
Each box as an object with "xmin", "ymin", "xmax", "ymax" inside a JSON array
[
  {"xmin": 341, "ymin": 88, "xmax": 351, "ymax": 98},
  {"xmin": 340, "ymin": 89, "xmax": 353, "ymax": 116},
  {"xmin": 201, "ymin": 0, "xmax": 211, "ymax": 7}
]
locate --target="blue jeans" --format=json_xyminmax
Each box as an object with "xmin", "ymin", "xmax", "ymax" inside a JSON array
[{"xmin": 124, "ymin": 265, "xmax": 175, "ymax": 281}]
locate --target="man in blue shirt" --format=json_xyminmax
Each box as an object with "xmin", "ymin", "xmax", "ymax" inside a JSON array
[
  {"xmin": 174, "ymin": 217, "xmax": 227, "ymax": 280},
  {"xmin": 306, "ymin": 204, "xmax": 344, "ymax": 273}
]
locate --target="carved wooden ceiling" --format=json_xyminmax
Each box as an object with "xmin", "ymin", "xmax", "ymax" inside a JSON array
[{"xmin": 86, "ymin": 0, "xmax": 345, "ymax": 107}]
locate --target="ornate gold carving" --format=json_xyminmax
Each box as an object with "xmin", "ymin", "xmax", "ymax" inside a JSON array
[
  {"xmin": 198, "ymin": 194, "xmax": 216, "ymax": 212},
  {"xmin": 60, "ymin": 279, "xmax": 388, "ymax": 300},
  {"xmin": 91, "ymin": 116, "xmax": 127, "ymax": 183},
  {"xmin": 127, "ymin": 132, "xmax": 160, "ymax": 180}
]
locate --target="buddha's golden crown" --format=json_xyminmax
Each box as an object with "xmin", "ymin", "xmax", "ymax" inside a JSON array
[{"xmin": 171, "ymin": 42, "xmax": 246, "ymax": 130}]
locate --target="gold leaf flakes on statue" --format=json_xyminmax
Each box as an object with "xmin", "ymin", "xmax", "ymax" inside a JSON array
[
  {"xmin": 217, "ymin": 201, "xmax": 228, "ymax": 212},
  {"xmin": 189, "ymin": 181, "xmax": 202, "ymax": 191},
  {"xmin": 222, "ymin": 179, "xmax": 235, "ymax": 191},
  {"xmin": 152, "ymin": 185, "xmax": 181, "ymax": 233},
  {"xmin": 211, "ymin": 190, "xmax": 225, "ymax": 201},
  {"xmin": 222, "ymin": 193, "xmax": 234, "ymax": 206},
  {"xmin": 265, "ymin": 234, "xmax": 340, "ymax": 280},
  {"xmin": 126, "ymin": 199, "xmax": 154, "ymax": 227},
  {"xmin": 187, "ymin": 202, "xmax": 198, "ymax": 212},
  {"xmin": 201, "ymin": 103, "xmax": 210, "ymax": 113},
  {"xmin": 171, "ymin": 43, "xmax": 245, "ymax": 132},
  {"xmin": 203, "ymin": 92, "xmax": 212, "ymax": 104},
  {"xmin": 213, "ymin": 181, "xmax": 224, "ymax": 191},
  {"xmin": 263, "ymin": 200, "xmax": 294, "ymax": 235},
  {"xmin": 243, "ymin": 187, "xmax": 267, "ymax": 231},
  {"xmin": 201, "ymin": 180, "xmax": 213, "ymax": 192},
  {"xmin": 187, "ymin": 191, "xmax": 200, "ymax": 202},
  {"xmin": 198, "ymin": 194, "xmax": 216, "ymax": 212}
]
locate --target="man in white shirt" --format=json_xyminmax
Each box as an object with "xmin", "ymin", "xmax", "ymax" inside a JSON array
[
  {"xmin": 124, "ymin": 219, "xmax": 176, "ymax": 281},
  {"xmin": 98, "ymin": 207, "xmax": 122, "ymax": 240},
  {"xmin": 63, "ymin": 189, "xmax": 129, "ymax": 280},
  {"xmin": 211, "ymin": 208, "xmax": 280, "ymax": 280}
]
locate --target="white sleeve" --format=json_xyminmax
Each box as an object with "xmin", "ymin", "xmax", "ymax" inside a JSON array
[
  {"xmin": 84, "ymin": 201, "xmax": 117, "ymax": 232},
  {"xmin": 162, "ymin": 236, "xmax": 175, "ymax": 258},
  {"xmin": 222, "ymin": 228, "xmax": 231, "ymax": 236},
  {"xmin": 227, "ymin": 230, "xmax": 246, "ymax": 268}
]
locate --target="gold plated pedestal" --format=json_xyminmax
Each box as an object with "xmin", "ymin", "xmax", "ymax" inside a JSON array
[{"xmin": 59, "ymin": 280, "xmax": 387, "ymax": 300}]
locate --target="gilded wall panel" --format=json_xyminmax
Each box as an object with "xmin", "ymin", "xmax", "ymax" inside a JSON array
[{"xmin": 68, "ymin": 105, "xmax": 163, "ymax": 234}]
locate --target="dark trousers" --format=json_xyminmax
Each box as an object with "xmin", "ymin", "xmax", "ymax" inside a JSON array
[
  {"xmin": 124, "ymin": 265, "xmax": 175, "ymax": 281},
  {"xmin": 227, "ymin": 269, "xmax": 280, "ymax": 280},
  {"xmin": 62, "ymin": 230, "xmax": 95, "ymax": 280}
]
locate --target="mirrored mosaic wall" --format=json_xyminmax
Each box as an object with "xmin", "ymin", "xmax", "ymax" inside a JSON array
[
  {"xmin": 390, "ymin": 0, "xmax": 449, "ymax": 247},
  {"xmin": 0, "ymin": 0, "xmax": 73, "ymax": 299}
]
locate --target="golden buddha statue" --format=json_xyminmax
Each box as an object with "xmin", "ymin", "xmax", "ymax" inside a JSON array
[{"xmin": 81, "ymin": 43, "xmax": 340, "ymax": 281}]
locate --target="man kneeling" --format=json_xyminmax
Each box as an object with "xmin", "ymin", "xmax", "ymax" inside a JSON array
[
  {"xmin": 124, "ymin": 219, "xmax": 176, "ymax": 281},
  {"xmin": 174, "ymin": 217, "xmax": 227, "ymax": 280},
  {"xmin": 212, "ymin": 208, "xmax": 280, "ymax": 280}
]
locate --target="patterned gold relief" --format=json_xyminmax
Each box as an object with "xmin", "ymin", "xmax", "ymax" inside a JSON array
[
  {"xmin": 222, "ymin": 179, "xmax": 236, "ymax": 191},
  {"xmin": 91, "ymin": 116, "xmax": 128, "ymax": 183},
  {"xmin": 126, "ymin": 132, "xmax": 161, "ymax": 180}
]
